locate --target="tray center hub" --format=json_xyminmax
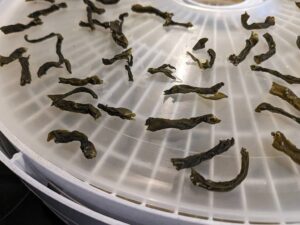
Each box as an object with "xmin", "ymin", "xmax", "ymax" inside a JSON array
[{"xmin": 187, "ymin": 0, "xmax": 244, "ymax": 6}]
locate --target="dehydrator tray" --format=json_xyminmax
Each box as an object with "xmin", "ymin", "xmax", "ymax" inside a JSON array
[{"xmin": 1, "ymin": 0, "xmax": 300, "ymax": 224}]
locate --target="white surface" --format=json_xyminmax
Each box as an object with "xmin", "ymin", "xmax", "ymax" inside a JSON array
[
  {"xmin": 23, "ymin": 151, "xmax": 214, "ymax": 225},
  {"xmin": 0, "ymin": 151, "xmax": 126, "ymax": 225},
  {"xmin": 0, "ymin": 0, "xmax": 300, "ymax": 223}
]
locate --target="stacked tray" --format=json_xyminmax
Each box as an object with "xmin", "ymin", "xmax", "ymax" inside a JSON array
[{"xmin": 0, "ymin": 0, "xmax": 300, "ymax": 224}]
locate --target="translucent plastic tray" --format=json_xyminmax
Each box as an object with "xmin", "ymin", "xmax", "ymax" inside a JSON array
[{"xmin": 1, "ymin": 0, "xmax": 300, "ymax": 223}]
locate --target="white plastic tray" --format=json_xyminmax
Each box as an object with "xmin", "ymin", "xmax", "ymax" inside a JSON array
[
  {"xmin": 0, "ymin": 150, "xmax": 127, "ymax": 225},
  {"xmin": 1, "ymin": 0, "xmax": 300, "ymax": 224}
]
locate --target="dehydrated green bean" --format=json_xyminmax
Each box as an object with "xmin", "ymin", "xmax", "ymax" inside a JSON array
[
  {"xmin": 241, "ymin": 12, "xmax": 275, "ymax": 30},
  {"xmin": 190, "ymin": 148, "xmax": 249, "ymax": 192},
  {"xmin": 270, "ymin": 82, "xmax": 300, "ymax": 111},
  {"xmin": 251, "ymin": 65, "xmax": 300, "ymax": 84},
  {"xmin": 48, "ymin": 129, "xmax": 97, "ymax": 159},
  {"xmin": 255, "ymin": 102, "xmax": 300, "ymax": 124},
  {"xmin": 229, "ymin": 32, "xmax": 258, "ymax": 66},
  {"xmin": 131, "ymin": 4, "xmax": 193, "ymax": 28},
  {"xmin": 171, "ymin": 138, "xmax": 235, "ymax": 170},
  {"xmin": 145, "ymin": 114, "xmax": 221, "ymax": 132},
  {"xmin": 97, "ymin": 103, "xmax": 136, "ymax": 120},
  {"xmin": 59, "ymin": 76, "xmax": 103, "ymax": 86},
  {"xmin": 272, "ymin": 131, "xmax": 300, "ymax": 164}
]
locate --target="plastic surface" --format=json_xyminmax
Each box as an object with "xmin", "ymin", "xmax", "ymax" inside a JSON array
[
  {"xmin": 23, "ymin": 152, "xmax": 211, "ymax": 225},
  {"xmin": 0, "ymin": 151, "xmax": 126, "ymax": 225},
  {"xmin": 0, "ymin": 0, "xmax": 300, "ymax": 224}
]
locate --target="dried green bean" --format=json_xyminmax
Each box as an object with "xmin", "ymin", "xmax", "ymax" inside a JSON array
[
  {"xmin": 28, "ymin": 2, "xmax": 67, "ymax": 19},
  {"xmin": 48, "ymin": 129, "xmax": 97, "ymax": 159},
  {"xmin": 83, "ymin": 0, "xmax": 105, "ymax": 14},
  {"xmin": 241, "ymin": 12, "xmax": 275, "ymax": 30},
  {"xmin": 164, "ymin": 82, "xmax": 227, "ymax": 100},
  {"xmin": 59, "ymin": 76, "xmax": 103, "ymax": 86},
  {"xmin": 148, "ymin": 64, "xmax": 177, "ymax": 80},
  {"xmin": 272, "ymin": 131, "xmax": 300, "ymax": 164},
  {"xmin": 193, "ymin": 38, "xmax": 208, "ymax": 51},
  {"xmin": 37, "ymin": 61, "xmax": 62, "ymax": 77},
  {"xmin": 270, "ymin": 82, "xmax": 300, "ymax": 111},
  {"xmin": 171, "ymin": 138, "xmax": 235, "ymax": 170},
  {"xmin": 254, "ymin": 33, "xmax": 276, "ymax": 64},
  {"xmin": 297, "ymin": 36, "xmax": 300, "ymax": 50},
  {"xmin": 131, "ymin": 4, "xmax": 193, "ymax": 28},
  {"xmin": 51, "ymin": 99, "xmax": 101, "ymax": 120},
  {"xmin": 187, "ymin": 49, "xmax": 216, "ymax": 70},
  {"xmin": 229, "ymin": 32, "xmax": 258, "ymax": 66},
  {"xmin": 24, "ymin": 32, "xmax": 57, "ymax": 43},
  {"xmin": 145, "ymin": 114, "xmax": 221, "ymax": 132},
  {"xmin": 255, "ymin": 102, "xmax": 300, "ymax": 124},
  {"xmin": 96, "ymin": 0, "xmax": 119, "ymax": 4},
  {"xmin": 48, "ymin": 87, "xmax": 98, "ymax": 105},
  {"xmin": 251, "ymin": 65, "xmax": 300, "ymax": 84},
  {"xmin": 190, "ymin": 148, "xmax": 249, "ymax": 192},
  {"xmin": 19, "ymin": 56, "xmax": 32, "ymax": 86},
  {"xmin": 102, "ymin": 48, "xmax": 133, "ymax": 81},
  {"xmin": 97, "ymin": 103, "xmax": 136, "ymax": 120},
  {"xmin": 0, "ymin": 18, "xmax": 42, "ymax": 34},
  {"xmin": 0, "ymin": 47, "xmax": 27, "ymax": 67}
]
